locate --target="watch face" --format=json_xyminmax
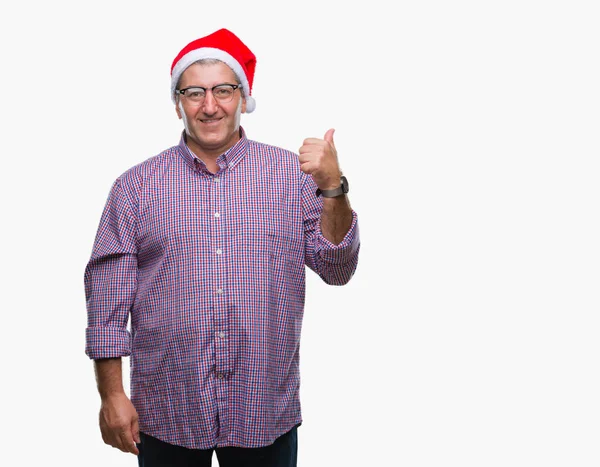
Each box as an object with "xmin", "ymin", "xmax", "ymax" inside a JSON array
[{"xmin": 341, "ymin": 176, "xmax": 349, "ymax": 193}]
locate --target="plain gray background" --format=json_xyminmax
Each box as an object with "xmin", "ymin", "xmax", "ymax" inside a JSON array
[{"xmin": 2, "ymin": 0, "xmax": 599, "ymax": 465}]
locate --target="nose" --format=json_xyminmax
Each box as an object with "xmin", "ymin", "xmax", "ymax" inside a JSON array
[{"xmin": 201, "ymin": 90, "xmax": 219, "ymax": 114}]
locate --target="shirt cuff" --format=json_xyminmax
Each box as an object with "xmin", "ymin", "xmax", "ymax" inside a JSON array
[
  {"xmin": 85, "ymin": 326, "xmax": 132, "ymax": 360},
  {"xmin": 316, "ymin": 210, "xmax": 360, "ymax": 264}
]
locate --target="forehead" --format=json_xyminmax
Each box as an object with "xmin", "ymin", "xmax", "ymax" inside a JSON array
[{"xmin": 179, "ymin": 62, "xmax": 237, "ymax": 87}]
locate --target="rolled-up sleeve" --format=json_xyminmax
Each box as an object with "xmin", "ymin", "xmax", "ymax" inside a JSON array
[
  {"xmin": 84, "ymin": 179, "xmax": 138, "ymax": 359},
  {"xmin": 302, "ymin": 174, "xmax": 360, "ymax": 285}
]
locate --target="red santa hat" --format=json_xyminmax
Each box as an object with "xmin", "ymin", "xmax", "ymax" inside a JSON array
[{"xmin": 170, "ymin": 28, "xmax": 257, "ymax": 113}]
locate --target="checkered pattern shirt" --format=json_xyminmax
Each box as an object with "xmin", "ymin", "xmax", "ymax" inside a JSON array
[{"xmin": 85, "ymin": 129, "xmax": 360, "ymax": 449}]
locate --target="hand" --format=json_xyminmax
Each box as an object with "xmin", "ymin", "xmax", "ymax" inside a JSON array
[
  {"xmin": 99, "ymin": 392, "xmax": 140, "ymax": 455},
  {"xmin": 299, "ymin": 128, "xmax": 342, "ymax": 191}
]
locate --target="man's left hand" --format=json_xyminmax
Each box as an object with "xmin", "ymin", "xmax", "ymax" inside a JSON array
[{"xmin": 298, "ymin": 128, "xmax": 342, "ymax": 191}]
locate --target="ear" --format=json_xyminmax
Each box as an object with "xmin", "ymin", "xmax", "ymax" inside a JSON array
[
  {"xmin": 241, "ymin": 96, "xmax": 247, "ymax": 114},
  {"xmin": 175, "ymin": 99, "xmax": 183, "ymax": 119}
]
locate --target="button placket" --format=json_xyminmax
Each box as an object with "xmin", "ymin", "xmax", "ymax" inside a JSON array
[{"xmin": 212, "ymin": 171, "xmax": 229, "ymax": 392}]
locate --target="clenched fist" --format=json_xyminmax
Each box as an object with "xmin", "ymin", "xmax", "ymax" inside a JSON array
[
  {"xmin": 298, "ymin": 128, "xmax": 342, "ymax": 191},
  {"xmin": 99, "ymin": 392, "xmax": 140, "ymax": 455}
]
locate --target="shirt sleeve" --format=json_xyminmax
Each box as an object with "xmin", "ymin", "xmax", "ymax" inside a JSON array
[
  {"xmin": 84, "ymin": 178, "xmax": 138, "ymax": 359},
  {"xmin": 302, "ymin": 174, "xmax": 360, "ymax": 285}
]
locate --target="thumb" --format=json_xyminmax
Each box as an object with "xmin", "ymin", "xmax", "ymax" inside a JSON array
[
  {"xmin": 324, "ymin": 128, "xmax": 335, "ymax": 146},
  {"xmin": 132, "ymin": 416, "xmax": 140, "ymax": 444}
]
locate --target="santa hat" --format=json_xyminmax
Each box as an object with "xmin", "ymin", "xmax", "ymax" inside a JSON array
[{"xmin": 170, "ymin": 28, "xmax": 256, "ymax": 113}]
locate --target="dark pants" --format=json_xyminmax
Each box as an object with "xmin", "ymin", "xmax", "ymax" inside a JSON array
[{"xmin": 137, "ymin": 427, "xmax": 298, "ymax": 467}]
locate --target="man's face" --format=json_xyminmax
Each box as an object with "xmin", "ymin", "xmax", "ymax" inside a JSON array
[{"xmin": 175, "ymin": 62, "xmax": 247, "ymax": 158}]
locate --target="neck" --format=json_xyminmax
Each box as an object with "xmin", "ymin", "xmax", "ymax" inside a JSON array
[{"xmin": 184, "ymin": 130, "xmax": 242, "ymax": 173}]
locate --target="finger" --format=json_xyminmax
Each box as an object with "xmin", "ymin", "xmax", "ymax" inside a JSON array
[
  {"xmin": 299, "ymin": 145, "xmax": 328, "ymax": 158},
  {"xmin": 100, "ymin": 427, "xmax": 110, "ymax": 446},
  {"xmin": 298, "ymin": 153, "xmax": 315, "ymax": 164},
  {"xmin": 99, "ymin": 413, "xmax": 116, "ymax": 447},
  {"xmin": 299, "ymin": 162, "xmax": 315, "ymax": 174},
  {"xmin": 103, "ymin": 427, "xmax": 121, "ymax": 451},
  {"xmin": 119, "ymin": 428, "xmax": 139, "ymax": 455},
  {"xmin": 132, "ymin": 416, "xmax": 141, "ymax": 444},
  {"xmin": 324, "ymin": 128, "xmax": 335, "ymax": 146},
  {"xmin": 299, "ymin": 147, "xmax": 324, "ymax": 157},
  {"xmin": 302, "ymin": 137, "xmax": 327, "ymax": 146},
  {"xmin": 298, "ymin": 144, "xmax": 321, "ymax": 154}
]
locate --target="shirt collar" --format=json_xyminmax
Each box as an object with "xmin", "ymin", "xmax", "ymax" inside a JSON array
[{"xmin": 177, "ymin": 127, "xmax": 249, "ymax": 173}]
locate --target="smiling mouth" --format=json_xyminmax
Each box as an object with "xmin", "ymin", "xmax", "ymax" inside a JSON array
[{"xmin": 201, "ymin": 117, "xmax": 222, "ymax": 124}]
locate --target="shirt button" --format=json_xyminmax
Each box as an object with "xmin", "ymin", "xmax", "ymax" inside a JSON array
[
  {"xmin": 214, "ymin": 178, "xmax": 220, "ymax": 183},
  {"xmin": 214, "ymin": 212, "xmax": 220, "ymax": 218},
  {"xmin": 217, "ymin": 373, "xmax": 224, "ymax": 379},
  {"xmin": 216, "ymin": 288, "xmax": 223, "ymax": 295},
  {"xmin": 216, "ymin": 249, "xmax": 222, "ymax": 255},
  {"xmin": 218, "ymin": 332, "xmax": 225, "ymax": 339}
]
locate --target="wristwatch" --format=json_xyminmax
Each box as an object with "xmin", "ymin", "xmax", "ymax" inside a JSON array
[{"xmin": 316, "ymin": 176, "xmax": 349, "ymax": 198}]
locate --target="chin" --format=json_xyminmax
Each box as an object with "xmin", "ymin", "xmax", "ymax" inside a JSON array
[
  {"xmin": 199, "ymin": 135, "xmax": 227, "ymax": 148},
  {"xmin": 201, "ymin": 131, "xmax": 225, "ymax": 142}
]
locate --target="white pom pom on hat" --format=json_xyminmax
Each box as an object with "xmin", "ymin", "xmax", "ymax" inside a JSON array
[{"xmin": 170, "ymin": 28, "xmax": 257, "ymax": 113}]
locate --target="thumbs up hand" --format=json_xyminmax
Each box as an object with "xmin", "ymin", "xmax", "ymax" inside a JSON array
[{"xmin": 298, "ymin": 128, "xmax": 342, "ymax": 191}]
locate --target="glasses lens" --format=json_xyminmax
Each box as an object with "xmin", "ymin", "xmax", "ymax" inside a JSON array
[
  {"xmin": 213, "ymin": 85, "xmax": 235, "ymax": 102},
  {"xmin": 185, "ymin": 88, "xmax": 206, "ymax": 103}
]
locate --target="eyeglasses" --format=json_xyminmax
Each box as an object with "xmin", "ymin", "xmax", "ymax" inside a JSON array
[{"xmin": 176, "ymin": 84, "xmax": 240, "ymax": 104}]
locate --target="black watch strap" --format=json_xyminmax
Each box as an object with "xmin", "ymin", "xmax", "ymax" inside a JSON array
[{"xmin": 316, "ymin": 176, "xmax": 349, "ymax": 198}]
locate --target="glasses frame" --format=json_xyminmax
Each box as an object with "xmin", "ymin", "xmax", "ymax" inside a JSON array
[{"xmin": 176, "ymin": 83, "xmax": 241, "ymax": 104}]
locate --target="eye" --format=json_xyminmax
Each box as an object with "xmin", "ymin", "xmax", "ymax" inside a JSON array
[{"xmin": 214, "ymin": 88, "xmax": 233, "ymax": 98}]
